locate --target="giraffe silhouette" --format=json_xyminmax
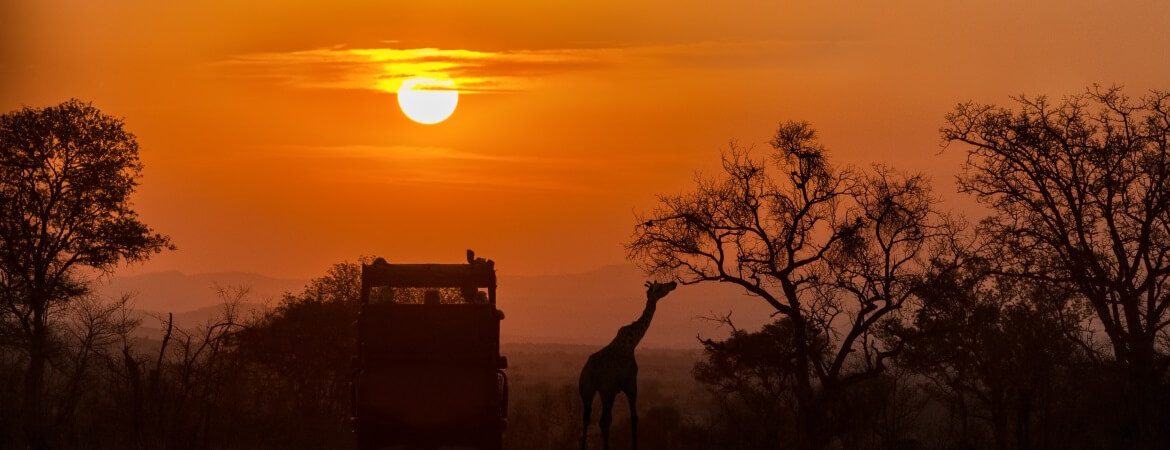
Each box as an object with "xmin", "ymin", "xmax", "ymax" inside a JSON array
[{"xmin": 579, "ymin": 280, "xmax": 677, "ymax": 450}]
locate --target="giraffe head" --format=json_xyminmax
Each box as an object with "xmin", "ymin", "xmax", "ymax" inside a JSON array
[{"xmin": 644, "ymin": 280, "xmax": 678, "ymax": 302}]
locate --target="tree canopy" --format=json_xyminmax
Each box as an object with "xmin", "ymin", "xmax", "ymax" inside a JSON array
[
  {"xmin": 629, "ymin": 121, "xmax": 950, "ymax": 449},
  {"xmin": 0, "ymin": 99, "xmax": 171, "ymax": 449},
  {"xmin": 943, "ymin": 86, "xmax": 1170, "ymax": 445}
]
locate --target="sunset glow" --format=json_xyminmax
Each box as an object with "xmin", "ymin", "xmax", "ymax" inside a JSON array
[
  {"xmin": 5, "ymin": 2, "xmax": 1170, "ymax": 448},
  {"xmin": 4, "ymin": 0, "xmax": 1169, "ymax": 279}
]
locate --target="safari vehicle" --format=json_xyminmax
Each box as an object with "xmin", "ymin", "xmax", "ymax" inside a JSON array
[{"xmin": 352, "ymin": 251, "xmax": 508, "ymax": 450}]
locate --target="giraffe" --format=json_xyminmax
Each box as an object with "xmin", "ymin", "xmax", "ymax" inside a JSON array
[{"xmin": 578, "ymin": 280, "xmax": 678, "ymax": 450}]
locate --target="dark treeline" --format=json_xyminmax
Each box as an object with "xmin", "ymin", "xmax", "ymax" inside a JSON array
[
  {"xmin": 2, "ymin": 87, "xmax": 1169, "ymax": 449},
  {"xmin": 627, "ymin": 85, "xmax": 1170, "ymax": 449}
]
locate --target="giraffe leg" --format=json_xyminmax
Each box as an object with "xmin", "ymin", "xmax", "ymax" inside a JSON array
[
  {"xmin": 580, "ymin": 391, "xmax": 593, "ymax": 450},
  {"xmin": 600, "ymin": 392, "xmax": 617, "ymax": 450},
  {"xmin": 626, "ymin": 385, "xmax": 639, "ymax": 450}
]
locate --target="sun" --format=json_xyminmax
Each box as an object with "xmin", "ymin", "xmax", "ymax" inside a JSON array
[{"xmin": 397, "ymin": 77, "xmax": 458, "ymax": 125}]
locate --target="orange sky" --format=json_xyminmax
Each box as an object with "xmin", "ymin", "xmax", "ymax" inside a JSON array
[{"xmin": 3, "ymin": 0, "xmax": 1169, "ymax": 279}]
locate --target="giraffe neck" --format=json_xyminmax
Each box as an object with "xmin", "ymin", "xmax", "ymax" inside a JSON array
[
  {"xmin": 632, "ymin": 298, "xmax": 657, "ymax": 334},
  {"xmin": 608, "ymin": 298, "xmax": 657, "ymax": 351}
]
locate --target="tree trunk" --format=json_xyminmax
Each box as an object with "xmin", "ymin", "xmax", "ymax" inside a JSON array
[
  {"xmin": 58, "ymin": 336, "xmax": 95, "ymax": 426},
  {"xmin": 1016, "ymin": 390, "xmax": 1032, "ymax": 450},
  {"xmin": 122, "ymin": 345, "xmax": 144, "ymax": 450},
  {"xmin": 23, "ymin": 305, "xmax": 50, "ymax": 450},
  {"xmin": 1125, "ymin": 334, "xmax": 1163, "ymax": 448},
  {"xmin": 954, "ymin": 393, "xmax": 970, "ymax": 448},
  {"xmin": 789, "ymin": 312, "xmax": 824, "ymax": 450},
  {"xmin": 990, "ymin": 411, "xmax": 1007, "ymax": 450}
]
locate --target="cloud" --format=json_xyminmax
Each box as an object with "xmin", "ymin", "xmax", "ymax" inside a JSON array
[
  {"xmin": 212, "ymin": 41, "xmax": 852, "ymax": 94},
  {"xmin": 214, "ymin": 46, "xmax": 601, "ymax": 94}
]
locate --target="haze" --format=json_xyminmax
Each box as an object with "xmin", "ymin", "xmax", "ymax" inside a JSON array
[{"xmin": 3, "ymin": 0, "xmax": 1168, "ymax": 279}]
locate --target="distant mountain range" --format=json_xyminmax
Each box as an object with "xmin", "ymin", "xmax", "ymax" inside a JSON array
[
  {"xmin": 93, "ymin": 270, "xmax": 307, "ymax": 313},
  {"xmin": 501, "ymin": 265, "xmax": 775, "ymax": 347},
  {"xmin": 95, "ymin": 265, "xmax": 776, "ymax": 348}
]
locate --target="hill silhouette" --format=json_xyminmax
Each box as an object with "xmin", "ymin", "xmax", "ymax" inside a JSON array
[
  {"xmin": 502, "ymin": 264, "xmax": 774, "ymax": 347},
  {"xmin": 95, "ymin": 264, "xmax": 773, "ymax": 348},
  {"xmin": 92, "ymin": 270, "xmax": 307, "ymax": 312}
]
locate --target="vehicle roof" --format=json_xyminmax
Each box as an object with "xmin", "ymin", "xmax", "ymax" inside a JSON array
[{"xmin": 361, "ymin": 259, "xmax": 496, "ymax": 289}]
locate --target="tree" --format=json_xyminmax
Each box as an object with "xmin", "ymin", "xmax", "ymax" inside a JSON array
[
  {"xmin": 629, "ymin": 121, "xmax": 947, "ymax": 449},
  {"xmin": 901, "ymin": 256, "xmax": 1084, "ymax": 449},
  {"xmin": 693, "ymin": 316, "xmax": 814, "ymax": 448},
  {"xmin": 943, "ymin": 86, "xmax": 1170, "ymax": 445},
  {"xmin": 0, "ymin": 99, "xmax": 172, "ymax": 448},
  {"xmin": 231, "ymin": 262, "xmax": 362, "ymax": 448}
]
